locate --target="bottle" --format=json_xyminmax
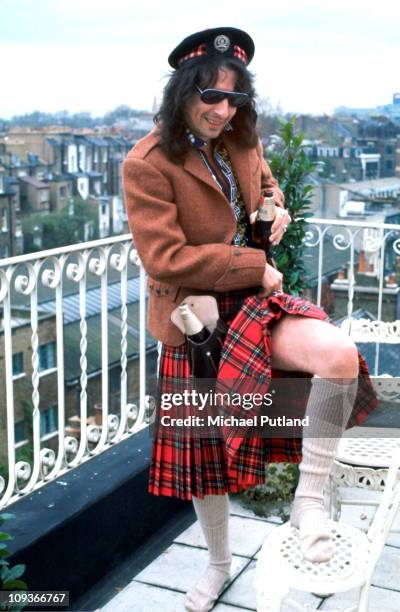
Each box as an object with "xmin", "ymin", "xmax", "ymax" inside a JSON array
[
  {"xmin": 179, "ymin": 303, "xmax": 210, "ymax": 343},
  {"xmin": 251, "ymin": 191, "xmax": 276, "ymax": 258}
]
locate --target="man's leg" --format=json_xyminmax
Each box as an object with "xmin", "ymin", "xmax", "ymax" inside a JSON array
[
  {"xmin": 271, "ymin": 316, "xmax": 359, "ymax": 562},
  {"xmin": 185, "ymin": 494, "xmax": 232, "ymax": 612}
]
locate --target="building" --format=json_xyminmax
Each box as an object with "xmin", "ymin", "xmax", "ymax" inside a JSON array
[
  {"xmin": 310, "ymin": 177, "xmax": 400, "ymax": 218},
  {"xmin": 0, "ymin": 166, "xmax": 21, "ymax": 257},
  {"xmin": 0, "ymin": 128, "xmax": 133, "ymax": 253},
  {"xmin": 0, "ymin": 269, "xmax": 158, "ymax": 467},
  {"xmin": 2, "ymin": 127, "xmax": 131, "ymax": 200},
  {"xmin": 0, "ymin": 306, "xmax": 59, "ymax": 466},
  {"xmin": 305, "ymin": 141, "xmax": 382, "ymax": 182},
  {"xmin": 18, "ymin": 175, "xmax": 51, "ymax": 213}
]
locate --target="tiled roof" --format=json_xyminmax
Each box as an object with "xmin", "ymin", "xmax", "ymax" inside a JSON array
[
  {"xmin": 304, "ymin": 233, "xmax": 356, "ymax": 284},
  {"xmin": 340, "ymin": 177, "xmax": 400, "ymax": 191},
  {"xmin": 46, "ymin": 138, "xmax": 61, "ymax": 147},
  {"xmin": 19, "ymin": 175, "xmax": 48, "ymax": 189},
  {"xmin": 84, "ymin": 136, "xmax": 108, "ymax": 147},
  {"xmin": 39, "ymin": 276, "xmax": 142, "ymax": 324},
  {"xmin": 63, "ymin": 300, "xmax": 156, "ymax": 381},
  {"xmin": 0, "ymin": 189, "xmax": 16, "ymax": 197}
]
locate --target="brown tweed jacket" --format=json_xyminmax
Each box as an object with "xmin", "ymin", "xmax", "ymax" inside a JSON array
[{"xmin": 122, "ymin": 128, "xmax": 284, "ymax": 345}]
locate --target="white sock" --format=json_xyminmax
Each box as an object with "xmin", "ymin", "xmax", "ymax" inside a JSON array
[
  {"xmin": 291, "ymin": 377, "xmax": 357, "ymax": 562},
  {"xmin": 185, "ymin": 494, "xmax": 232, "ymax": 612}
]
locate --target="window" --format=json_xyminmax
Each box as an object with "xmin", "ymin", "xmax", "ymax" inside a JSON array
[
  {"xmin": 15, "ymin": 421, "xmax": 26, "ymax": 443},
  {"xmin": 1, "ymin": 208, "xmax": 7, "ymax": 231},
  {"xmin": 12, "ymin": 352, "xmax": 24, "ymax": 377},
  {"xmin": 40, "ymin": 405, "xmax": 58, "ymax": 436},
  {"xmin": 110, "ymin": 366, "xmax": 121, "ymax": 393},
  {"xmin": 59, "ymin": 186, "xmax": 67, "ymax": 198},
  {"xmin": 38, "ymin": 341, "xmax": 56, "ymax": 372}
]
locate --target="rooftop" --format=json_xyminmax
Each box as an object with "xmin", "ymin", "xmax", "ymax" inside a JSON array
[
  {"xmin": 18, "ymin": 175, "xmax": 48, "ymax": 189},
  {"xmin": 340, "ymin": 177, "xmax": 400, "ymax": 191},
  {"xmin": 1, "ymin": 222, "xmax": 400, "ymax": 611},
  {"xmin": 93, "ymin": 492, "xmax": 400, "ymax": 612}
]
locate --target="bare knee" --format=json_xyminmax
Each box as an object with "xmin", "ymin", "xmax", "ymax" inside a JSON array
[{"xmin": 320, "ymin": 338, "xmax": 359, "ymax": 379}]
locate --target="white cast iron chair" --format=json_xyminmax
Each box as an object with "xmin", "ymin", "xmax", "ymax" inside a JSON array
[
  {"xmin": 328, "ymin": 318, "xmax": 400, "ymax": 527},
  {"xmin": 254, "ymin": 448, "xmax": 400, "ymax": 612}
]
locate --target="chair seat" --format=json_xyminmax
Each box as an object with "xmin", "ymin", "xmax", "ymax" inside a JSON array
[
  {"xmin": 255, "ymin": 520, "xmax": 370, "ymax": 597},
  {"xmin": 337, "ymin": 437, "xmax": 400, "ymax": 468}
]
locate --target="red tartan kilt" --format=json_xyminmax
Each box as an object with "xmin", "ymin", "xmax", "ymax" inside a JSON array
[{"xmin": 148, "ymin": 288, "xmax": 378, "ymax": 501}]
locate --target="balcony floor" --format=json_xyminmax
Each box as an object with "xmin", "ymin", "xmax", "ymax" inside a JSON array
[{"xmin": 95, "ymin": 490, "xmax": 400, "ymax": 612}]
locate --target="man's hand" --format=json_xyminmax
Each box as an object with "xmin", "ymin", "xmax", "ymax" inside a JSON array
[
  {"xmin": 250, "ymin": 207, "xmax": 291, "ymax": 246},
  {"xmin": 269, "ymin": 207, "xmax": 291, "ymax": 245},
  {"xmin": 270, "ymin": 187, "xmax": 285, "ymax": 208},
  {"xmin": 259, "ymin": 263, "xmax": 283, "ymax": 297}
]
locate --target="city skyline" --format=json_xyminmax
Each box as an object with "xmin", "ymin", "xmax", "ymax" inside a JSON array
[{"xmin": 1, "ymin": 0, "xmax": 400, "ymax": 119}]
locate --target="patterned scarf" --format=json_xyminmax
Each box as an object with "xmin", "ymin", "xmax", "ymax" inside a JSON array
[{"xmin": 186, "ymin": 128, "xmax": 249, "ymax": 246}]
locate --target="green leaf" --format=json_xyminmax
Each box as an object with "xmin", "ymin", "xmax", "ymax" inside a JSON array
[
  {"xmin": 0, "ymin": 534, "xmax": 12, "ymax": 542},
  {"xmin": 0, "ymin": 515, "xmax": 15, "ymax": 525},
  {"xmin": 2, "ymin": 579, "xmax": 27, "ymax": 590},
  {"xmin": 4, "ymin": 565, "xmax": 25, "ymax": 582},
  {"xmin": 0, "ymin": 565, "xmax": 9, "ymax": 580}
]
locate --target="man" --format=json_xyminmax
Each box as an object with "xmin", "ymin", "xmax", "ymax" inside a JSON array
[{"xmin": 123, "ymin": 27, "xmax": 377, "ymax": 612}]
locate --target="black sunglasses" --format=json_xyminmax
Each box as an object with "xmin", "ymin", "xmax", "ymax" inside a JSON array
[{"xmin": 195, "ymin": 85, "xmax": 249, "ymax": 108}]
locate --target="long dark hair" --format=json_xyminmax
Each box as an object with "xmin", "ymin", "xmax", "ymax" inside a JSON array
[{"xmin": 154, "ymin": 56, "xmax": 259, "ymax": 163}]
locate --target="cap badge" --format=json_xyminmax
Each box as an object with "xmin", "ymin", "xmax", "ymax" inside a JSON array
[{"xmin": 214, "ymin": 34, "xmax": 230, "ymax": 53}]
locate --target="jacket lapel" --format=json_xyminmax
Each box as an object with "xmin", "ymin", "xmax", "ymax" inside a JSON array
[
  {"xmin": 183, "ymin": 135, "xmax": 254, "ymax": 214},
  {"xmin": 222, "ymin": 133, "xmax": 252, "ymax": 214},
  {"xmin": 183, "ymin": 148, "xmax": 226, "ymax": 198}
]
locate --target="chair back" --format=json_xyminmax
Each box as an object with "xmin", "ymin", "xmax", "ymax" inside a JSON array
[
  {"xmin": 366, "ymin": 448, "xmax": 400, "ymax": 565},
  {"xmin": 340, "ymin": 317, "xmax": 400, "ymax": 402},
  {"xmin": 340, "ymin": 318, "xmax": 400, "ymax": 344}
]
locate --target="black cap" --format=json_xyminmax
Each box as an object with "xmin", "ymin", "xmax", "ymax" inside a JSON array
[{"xmin": 168, "ymin": 27, "xmax": 255, "ymax": 69}]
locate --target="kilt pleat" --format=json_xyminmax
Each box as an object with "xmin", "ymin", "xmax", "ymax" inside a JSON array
[{"xmin": 148, "ymin": 289, "xmax": 378, "ymax": 501}]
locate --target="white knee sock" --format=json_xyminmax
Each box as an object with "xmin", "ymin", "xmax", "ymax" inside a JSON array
[
  {"xmin": 184, "ymin": 494, "xmax": 232, "ymax": 612},
  {"xmin": 291, "ymin": 377, "xmax": 357, "ymax": 563}
]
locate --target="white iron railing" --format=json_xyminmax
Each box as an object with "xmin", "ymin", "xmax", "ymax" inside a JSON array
[
  {"xmin": 0, "ymin": 217, "xmax": 399, "ymax": 509},
  {"xmin": 0, "ymin": 234, "xmax": 154, "ymax": 509},
  {"xmin": 304, "ymin": 217, "xmax": 400, "ymax": 376}
]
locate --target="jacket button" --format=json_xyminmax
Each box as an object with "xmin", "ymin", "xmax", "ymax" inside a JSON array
[{"xmin": 234, "ymin": 251, "xmax": 241, "ymax": 256}]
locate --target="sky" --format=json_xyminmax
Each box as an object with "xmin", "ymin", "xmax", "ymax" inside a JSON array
[{"xmin": 1, "ymin": 0, "xmax": 399, "ymax": 118}]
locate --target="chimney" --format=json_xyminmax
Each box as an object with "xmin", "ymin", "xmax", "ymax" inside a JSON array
[
  {"xmin": 386, "ymin": 274, "xmax": 398, "ymax": 288},
  {"xmin": 358, "ymin": 250, "xmax": 367, "ymax": 273}
]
